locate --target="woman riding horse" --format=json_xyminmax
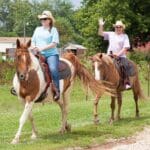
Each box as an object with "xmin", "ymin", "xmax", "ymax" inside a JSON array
[
  {"xmin": 98, "ymin": 19, "xmax": 131, "ymax": 89},
  {"xmin": 31, "ymin": 10, "xmax": 60, "ymax": 100}
]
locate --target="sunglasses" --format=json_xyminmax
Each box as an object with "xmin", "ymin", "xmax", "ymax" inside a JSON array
[
  {"xmin": 40, "ymin": 18, "xmax": 49, "ymax": 21},
  {"xmin": 115, "ymin": 26, "xmax": 122, "ymax": 28}
]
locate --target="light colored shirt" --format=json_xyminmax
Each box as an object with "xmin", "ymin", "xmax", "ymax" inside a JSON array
[
  {"xmin": 103, "ymin": 31, "xmax": 130, "ymax": 57},
  {"xmin": 31, "ymin": 26, "xmax": 59, "ymax": 57}
]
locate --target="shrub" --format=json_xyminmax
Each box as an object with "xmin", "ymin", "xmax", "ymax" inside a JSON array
[{"xmin": 0, "ymin": 62, "xmax": 15, "ymax": 85}]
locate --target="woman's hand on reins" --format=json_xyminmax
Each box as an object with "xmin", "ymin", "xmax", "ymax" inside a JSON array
[{"xmin": 28, "ymin": 46, "xmax": 41, "ymax": 55}]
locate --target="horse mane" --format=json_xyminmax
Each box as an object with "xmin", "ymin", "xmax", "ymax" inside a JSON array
[
  {"xmin": 63, "ymin": 53, "xmax": 114, "ymax": 97},
  {"xmin": 101, "ymin": 53, "xmax": 114, "ymax": 65}
]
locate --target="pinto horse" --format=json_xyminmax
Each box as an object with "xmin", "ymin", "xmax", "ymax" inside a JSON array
[
  {"xmin": 90, "ymin": 53, "xmax": 145, "ymax": 124},
  {"xmin": 11, "ymin": 40, "xmax": 112, "ymax": 144}
]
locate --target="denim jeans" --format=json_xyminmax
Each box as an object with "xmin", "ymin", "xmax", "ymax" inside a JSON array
[{"xmin": 47, "ymin": 55, "xmax": 59, "ymax": 91}]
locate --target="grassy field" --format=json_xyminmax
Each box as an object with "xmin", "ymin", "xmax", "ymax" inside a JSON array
[{"xmin": 0, "ymin": 71, "xmax": 150, "ymax": 150}]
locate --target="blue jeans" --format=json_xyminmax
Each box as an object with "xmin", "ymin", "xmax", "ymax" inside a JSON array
[{"xmin": 47, "ymin": 55, "xmax": 59, "ymax": 91}]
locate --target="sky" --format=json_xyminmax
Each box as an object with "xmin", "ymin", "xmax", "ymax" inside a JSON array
[
  {"xmin": 70, "ymin": 0, "xmax": 82, "ymax": 9},
  {"xmin": 32, "ymin": 0, "xmax": 82, "ymax": 9}
]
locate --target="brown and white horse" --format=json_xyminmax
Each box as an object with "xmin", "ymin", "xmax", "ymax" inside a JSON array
[
  {"xmin": 90, "ymin": 53, "xmax": 145, "ymax": 124},
  {"xmin": 11, "ymin": 40, "xmax": 112, "ymax": 144}
]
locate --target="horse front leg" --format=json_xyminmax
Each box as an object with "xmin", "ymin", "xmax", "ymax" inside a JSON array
[
  {"xmin": 29, "ymin": 110, "xmax": 37, "ymax": 140},
  {"xmin": 109, "ymin": 96, "xmax": 116, "ymax": 124},
  {"xmin": 93, "ymin": 95, "xmax": 100, "ymax": 125},
  {"xmin": 11, "ymin": 101, "xmax": 34, "ymax": 144}
]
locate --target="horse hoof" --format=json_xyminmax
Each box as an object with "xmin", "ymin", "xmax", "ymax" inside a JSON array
[
  {"xmin": 109, "ymin": 119, "xmax": 114, "ymax": 125},
  {"xmin": 31, "ymin": 134, "xmax": 37, "ymax": 140},
  {"xmin": 115, "ymin": 116, "xmax": 121, "ymax": 121},
  {"xmin": 59, "ymin": 128, "xmax": 66, "ymax": 134},
  {"xmin": 94, "ymin": 119, "xmax": 100, "ymax": 125},
  {"xmin": 11, "ymin": 139, "xmax": 19, "ymax": 144},
  {"xmin": 65, "ymin": 123, "xmax": 71, "ymax": 132}
]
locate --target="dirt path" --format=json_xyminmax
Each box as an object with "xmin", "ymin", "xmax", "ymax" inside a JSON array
[
  {"xmin": 66, "ymin": 127, "xmax": 150, "ymax": 150},
  {"xmin": 86, "ymin": 127, "xmax": 150, "ymax": 150}
]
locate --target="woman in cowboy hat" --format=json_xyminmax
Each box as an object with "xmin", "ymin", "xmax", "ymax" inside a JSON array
[
  {"xmin": 98, "ymin": 19, "xmax": 131, "ymax": 89},
  {"xmin": 31, "ymin": 10, "xmax": 60, "ymax": 100},
  {"xmin": 98, "ymin": 19, "xmax": 130, "ymax": 57}
]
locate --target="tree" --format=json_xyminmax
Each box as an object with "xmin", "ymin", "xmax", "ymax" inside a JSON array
[
  {"xmin": 55, "ymin": 17, "xmax": 75, "ymax": 46},
  {"xmin": 0, "ymin": 0, "xmax": 77, "ymax": 41},
  {"xmin": 0, "ymin": 0, "xmax": 12, "ymax": 32},
  {"xmin": 74, "ymin": 0, "xmax": 150, "ymax": 53}
]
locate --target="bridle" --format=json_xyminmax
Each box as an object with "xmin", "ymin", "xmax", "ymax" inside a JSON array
[{"xmin": 15, "ymin": 49, "xmax": 31, "ymax": 81}]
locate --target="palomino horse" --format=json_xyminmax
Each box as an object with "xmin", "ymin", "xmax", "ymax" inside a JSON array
[
  {"xmin": 90, "ymin": 53, "xmax": 145, "ymax": 124},
  {"xmin": 11, "ymin": 40, "xmax": 112, "ymax": 144}
]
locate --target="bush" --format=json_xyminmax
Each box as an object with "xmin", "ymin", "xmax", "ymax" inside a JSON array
[
  {"xmin": 0, "ymin": 62, "xmax": 15, "ymax": 85},
  {"xmin": 129, "ymin": 51, "xmax": 147, "ymax": 64}
]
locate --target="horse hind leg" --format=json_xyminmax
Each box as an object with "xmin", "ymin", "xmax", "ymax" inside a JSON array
[
  {"xmin": 56, "ymin": 92, "xmax": 71, "ymax": 134},
  {"xmin": 11, "ymin": 101, "xmax": 34, "ymax": 144},
  {"xmin": 133, "ymin": 89, "xmax": 140, "ymax": 118},
  {"xmin": 116, "ymin": 92, "xmax": 122, "ymax": 120},
  {"xmin": 109, "ymin": 96, "xmax": 116, "ymax": 124}
]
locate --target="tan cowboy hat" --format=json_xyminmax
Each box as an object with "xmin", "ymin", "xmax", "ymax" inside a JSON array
[
  {"xmin": 38, "ymin": 10, "xmax": 55, "ymax": 23},
  {"xmin": 113, "ymin": 20, "xmax": 125, "ymax": 29}
]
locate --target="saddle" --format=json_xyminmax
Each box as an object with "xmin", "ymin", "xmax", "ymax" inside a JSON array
[
  {"xmin": 112, "ymin": 57, "xmax": 136, "ymax": 77},
  {"xmin": 35, "ymin": 53, "xmax": 71, "ymax": 103},
  {"xmin": 110, "ymin": 55, "xmax": 136, "ymax": 89},
  {"xmin": 36, "ymin": 53, "xmax": 71, "ymax": 80}
]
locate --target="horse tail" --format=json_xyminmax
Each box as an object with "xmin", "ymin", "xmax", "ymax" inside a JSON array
[
  {"xmin": 133, "ymin": 74, "xmax": 146, "ymax": 100},
  {"xmin": 63, "ymin": 53, "xmax": 114, "ymax": 97}
]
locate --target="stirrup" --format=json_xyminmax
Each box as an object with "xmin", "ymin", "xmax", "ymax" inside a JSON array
[{"xmin": 10, "ymin": 87, "xmax": 17, "ymax": 96}]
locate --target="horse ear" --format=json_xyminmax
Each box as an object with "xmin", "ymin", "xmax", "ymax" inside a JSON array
[
  {"xmin": 16, "ymin": 39, "xmax": 20, "ymax": 48},
  {"xmin": 89, "ymin": 56, "xmax": 93, "ymax": 61},
  {"xmin": 27, "ymin": 39, "xmax": 31, "ymax": 47},
  {"xmin": 99, "ymin": 53, "xmax": 103, "ymax": 59}
]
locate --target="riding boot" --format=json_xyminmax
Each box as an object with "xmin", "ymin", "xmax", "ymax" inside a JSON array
[
  {"xmin": 52, "ymin": 82, "xmax": 60, "ymax": 101},
  {"xmin": 124, "ymin": 78, "xmax": 131, "ymax": 89}
]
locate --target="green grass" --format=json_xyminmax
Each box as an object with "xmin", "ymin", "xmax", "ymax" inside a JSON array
[{"xmin": 0, "ymin": 73, "xmax": 150, "ymax": 150}]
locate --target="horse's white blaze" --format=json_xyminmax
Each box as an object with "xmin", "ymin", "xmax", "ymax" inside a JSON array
[
  {"xmin": 94, "ymin": 62, "xmax": 100, "ymax": 80},
  {"xmin": 23, "ymin": 55, "xmax": 26, "ymax": 62}
]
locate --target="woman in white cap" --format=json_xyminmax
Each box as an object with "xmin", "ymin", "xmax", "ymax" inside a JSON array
[
  {"xmin": 98, "ymin": 19, "xmax": 131, "ymax": 89},
  {"xmin": 31, "ymin": 10, "xmax": 60, "ymax": 100}
]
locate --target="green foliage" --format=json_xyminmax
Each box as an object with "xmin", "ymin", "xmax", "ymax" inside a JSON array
[
  {"xmin": 129, "ymin": 51, "xmax": 146, "ymax": 64},
  {"xmin": 129, "ymin": 51, "xmax": 150, "ymax": 64},
  {"xmin": 55, "ymin": 17, "xmax": 75, "ymax": 46},
  {"xmin": 74, "ymin": 0, "xmax": 150, "ymax": 53},
  {"xmin": 0, "ymin": 0, "xmax": 76, "ymax": 44},
  {"xmin": 0, "ymin": 62, "xmax": 15, "ymax": 84},
  {"xmin": 145, "ymin": 52, "xmax": 150, "ymax": 63}
]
